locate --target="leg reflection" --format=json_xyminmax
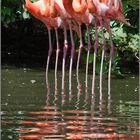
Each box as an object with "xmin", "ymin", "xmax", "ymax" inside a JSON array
[
  {"xmin": 62, "ymin": 87, "xmax": 65, "ymax": 106},
  {"xmin": 107, "ymin": 86, "xmax": 112, "ymax": 114},
  {"xmin": 46, "ymin": 71, "xmax": 50, "ymax": 108}
]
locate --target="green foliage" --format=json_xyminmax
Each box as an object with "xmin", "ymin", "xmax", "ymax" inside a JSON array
[
  {"xmin": 1, "ymin": 0, "xmax": 29, "ymax": 27},
  {"xmin": 112, "ymin": 26, "xmax": 139, "ymax": 53},
  {"xmin": 126, "ymin": 0, "xmax": 139, "ymax": 10}
]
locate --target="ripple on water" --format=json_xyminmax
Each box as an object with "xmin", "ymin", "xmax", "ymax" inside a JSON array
[{"xmin": 1, "ymin": 68, "xmax": 139, "ymax": 140}]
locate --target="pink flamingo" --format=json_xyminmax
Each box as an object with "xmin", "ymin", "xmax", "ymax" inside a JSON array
[
  {"xmin": 42, "ymin": 0, "xmax": 62, "ymax": 80},
  {"xmin": 55, "ymin": 0, "xmax": 69, "ymax": 90},
  {"xmin": 55, "ymin": 0, "xmax": 79, "ymax": 90},
  {"xmin": 72, "ymin": 0, "xmax": 94, "ymax": 87},
  {"xmin": 21, "ymin": 0, "xmax": 53, "ymax": 82},
  {"xmin": 61, "ymin": 0, "xmax": 82, "ymax": 91},
  {"xmin": 88, "ymin": 0, "xmax": 129, "ymax": 93},
  {"xmin": 21, "ymin": 0, "xmax": 61, "ymax": 82},
  {"xmin": 87, "ymin": 0, "xmax": 100, "ymax": 93}
]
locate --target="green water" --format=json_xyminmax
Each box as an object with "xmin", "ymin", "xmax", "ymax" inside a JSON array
[{"xmin": 1, "ymin": 66, "xmax": 139, "ymax": 140}]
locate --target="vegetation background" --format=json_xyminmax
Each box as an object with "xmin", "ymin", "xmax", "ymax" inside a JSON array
[{"xmin": 2, "ymin": 0, "xmax": 139, "ymax": 76}]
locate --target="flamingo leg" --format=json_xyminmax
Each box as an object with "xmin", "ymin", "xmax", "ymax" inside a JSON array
[
  {"xmin": 92, "ymin": 20, "xmax": 99, "ymax": 94},
  {"xmin": 46, "ymin": 28, "xmax": 52, "ymax": 83},
  {"xmin": 76, "ymin": 24, "xmax": 83, "ymax": 76},
  {"xmin": 99, "ymin": 19, "xmax": 107, "ymax": 93},
  {"xmin": 69, "ymin": 23, "xmax": 75, "ymax": 92},
  {"xmin": 85, "ymin": 25, "xmax": 91, "ymax": 88},
  {"xmin": 55, "ymin": 28, "xmax": 60, "ymax": 80},
  {"xmin": 108, "ymin": 25, "xmax": 114, "ymax": 95},
  {"xmin": 62, "ymin": 25, "xmax": 68, "ymax": 90}
]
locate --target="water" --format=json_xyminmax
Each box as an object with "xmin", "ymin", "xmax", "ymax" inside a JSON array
[{"xmin": 2, "ymin": 66, "xmax": 139, "ymax": 140}]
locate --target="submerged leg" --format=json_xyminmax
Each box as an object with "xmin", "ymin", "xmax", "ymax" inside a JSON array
[
  {"xmin": 108, "ymin": 25, "xmax": 114, "ymax": 95},
  {"xmin": 85, "ymin": 25, "xmax": 91, "ymax": 88},
  {"xmin": 46, "ymin": 28, "xmax": 52, "ymax": 83},
  {"xmin": 76, "ymin": 24, "xmax": 83, "ymax": 77},
  {"xmin": 92, "ymin": 20, "xmax": 99, "ymax": 94},
  {"xmin": 99, "ymin": 19, "xmax": 107, "ymax": 93},
  {"xmin": 69, "ymin": 23, "xmax": 75, "ymax": 92},
  {"xmin": 55, "ymin": 28, "xmax": 60, "ymax": 81},
  {"xmin": 62, "ymin": 26, "xmax": 68, "ymax": 91}
]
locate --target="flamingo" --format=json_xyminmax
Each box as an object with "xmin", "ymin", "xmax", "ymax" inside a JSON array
[
  {"xmin": 43, "ymin": 0, "xmax": 62, "ymax": 80},
  {"xmin": 55, "ymin": 0, "xmax": 78, "ymax": 91},
  {"xmin": 52, "ymin": 0, "xmax": 68, "ymax": 91},
  {"xmin": 21, "ymin": 0, "xmax": 52, "ymax": 80},
  {"xmin": 61, "ymin": 0, "xmax": 77, "ymax": 91},
  {"xmin": 21, "ymin": 0, "xmax": 61, "ymax": 83},
  {"xmin": 86, "ymin": 0, "xmax": 100, "ymax": 93},
  {"xmin": 87, "ymin": 0, "xmax": 129, "ymax": 93},
  {"xmin": 89, "ymin": 0, "xmax": 114, "ymax": 94},
  {"xmin": 62, "ymin": 0, "xmax": 84, "ymax": 78},
  {"xmin": 87, "ymin": 0, "xmax": 110, "ymax": 93},
  {"xmin": 90, "ymin": 0, "xmax": 109, "ymax": 93},
  {"xmin": 106, "ymin": 0, "xmax": 129, "ymax": 94},
  {"xmin": 72, "ymin": 0, "xmax": 94, "ymax": 87}
]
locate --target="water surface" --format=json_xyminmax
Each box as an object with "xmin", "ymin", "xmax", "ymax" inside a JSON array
[{"xmin": 2, "ymin": 66, "xmax": 139, "ymax": 139}]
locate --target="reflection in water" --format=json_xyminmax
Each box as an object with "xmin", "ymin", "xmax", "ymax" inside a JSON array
[
  {"xmin": 16, "ymin": 73, "xmax": 139, "ymax": 140},
  {"xmin": 46, "ymin": 76, "xmax": 50, "ymax": 108},
  {"xmin": 108, "ymin": 89, "xmax": 112, "ymax": 114},
  {"xmin": 76, "ymin": 74, "xmax": 82, "ymax": 110}
]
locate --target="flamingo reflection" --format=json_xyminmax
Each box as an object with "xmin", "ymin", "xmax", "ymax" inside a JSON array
[{"xmin": 18, "ymin": 73, "xmax": 138, "ymax": 140}]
